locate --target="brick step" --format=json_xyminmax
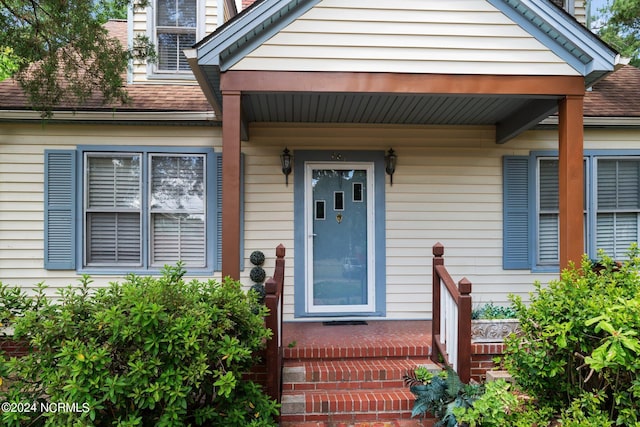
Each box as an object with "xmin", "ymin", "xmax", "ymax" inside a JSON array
[
  {"xmin": 284, "ymin": 342, "xmax": 431, "ymax": 361},
  {"xmin": 279, "ymin": 388, "xmax": 420, "ymax": 425},
  {"xmin": 283, "ymin": 358, "xmax": 438, "ymax": 391},
  {"xmin": 279, "ymin": 419, "xmax": 433, "ymax": 427}
]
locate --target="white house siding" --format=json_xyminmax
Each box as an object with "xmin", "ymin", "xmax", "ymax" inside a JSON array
[
  {"xmin": 131, "ymin": 0, "xmax": 219, "ymax": 83},
  {"xmin": 0, "ymin": 123, "xmax": 222, "ymax": 298},
  {"xmin": 2, "ymin": 121, "xmax": 637, "ymax": 320},
  {"xmin": 231, "ymin": 0, "xmax": 579, "ymax": 76},
  {"xmin": 574, "ymin": 0, "xmax": 587, "ymax": 26}
]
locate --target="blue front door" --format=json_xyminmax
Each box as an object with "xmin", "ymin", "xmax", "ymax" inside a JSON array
[{"xmin": 305, "ymin": 162, "xmax": 375, "ymax": 313}]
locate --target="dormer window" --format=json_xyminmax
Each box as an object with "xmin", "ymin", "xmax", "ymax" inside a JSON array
[
  {"xmin": 550, "ymin": 0, "xmax": 575, "ymax": 15},
  {"xmin": 153, "ymin": 0, "xmax": 202, "ymax": 75}
]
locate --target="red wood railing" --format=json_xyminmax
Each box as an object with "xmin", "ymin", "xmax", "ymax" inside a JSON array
[
  {"xmin": 264, "ymin": 244, "xmax": 285, "ymax": 403},
  {"xmin": 431, "ymin": 242, "xmax": 472, "ymax": 383}
]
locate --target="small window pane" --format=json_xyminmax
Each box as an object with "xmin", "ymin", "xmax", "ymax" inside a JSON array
[
  {"xmin": 87, "ymin": 212, "xmax": 141, "ymax": 265},
  {"xmin": 334, "ymin": 191, "xmax": 344, "ymax": 211},
  {"xmin": 177, "ymin": 0, "xmax": 197, "ymax": 26},
  {"xmin": 597, "ymin": 213, "xmax": 638, "ymax": 259},
  {"xmin": 539, "ymin": 159, "xmax": 559, "ymax": 210},
  {"xmin": 157, "ymin": 0, "xmax": 177, "ymax": 26},
  {"xmin": 353, "ymin": 183, "xmax": 363, "ymax": 202},
  {"xmin": 315, "ymin": 200, "xmax": 325, "ymax": 220},
  {"xmin": 151, "ymin": 213, "xmax": 205, "ymax": 267},
  {"xmin": 151, "ymin": 155, "xmax": 204, "ymax": 211},
  {"xmin": 87, "ymin": 155, "xmax": 140, "ymax": 209},
  {"xmin": 598, "ymin": 160, "xmax": 618, "ymax": 209},
  {"xmin": 539, "ymin": 213, "xmax": 559, "ymax": 264},
  {"xmin": 157, "ymin": 32, "xmax": 196, "ymax": 71},
  {"xmin": 617, "ymin": 160, "xmax": 640, "ymax": 209}
]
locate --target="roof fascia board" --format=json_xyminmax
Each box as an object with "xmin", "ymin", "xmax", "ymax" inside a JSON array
[
  {"xmin": 0, "ymin": 110, "xmax": 217, "ymax": 122},
  {"xmin": 488, "ymin": 0, "xmax": 618, "ymax": 79},
  {"xmin": 539, "ymin": 116, "xmax": 640, "ymax": 128},
  {"xmin": 197, "ymin": 0, "xmax": 321, "ymax": 70},
  {"xmin": 185, "ymin": 49, "xmax": 223, "ymax": 117}
]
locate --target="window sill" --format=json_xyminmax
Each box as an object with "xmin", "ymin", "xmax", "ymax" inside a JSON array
[
  {"xmin": 531, "ymin": 265, "xmax": 560, "ymax": 274},
  {"xmin": 79, "ymin": 268, "xmax": 216, "ymax": 276},
  {"xmin": 146, "ymin": 72, "xmax": 196, "ymax": 82}
]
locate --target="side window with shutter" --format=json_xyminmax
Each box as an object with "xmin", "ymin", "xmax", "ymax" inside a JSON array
[
  {"xmin": 44, "ymin": 147, "xmax": 230, "ymax": 273},
  {"xmin": 44, "ymin": 150, "xmax": 77, "ymax": 269}
]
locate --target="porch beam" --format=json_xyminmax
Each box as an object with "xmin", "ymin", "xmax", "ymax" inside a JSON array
[
  {"xmin": 558, "ymin": 95, "xmax": 585, "ymax": 269},
  {"xmin": 221, "ymin": 71, "xmax": 585, "ymax": 96},
  {"xmin": 495, "ymin": 98, "xmax": 560, "ymax": 144},
  {"xmin": 222, "ymin": 90, "xmax": 242, "ymax": 279}
]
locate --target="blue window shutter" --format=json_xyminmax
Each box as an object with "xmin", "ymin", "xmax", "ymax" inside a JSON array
[
  {"xmin": 215, "ymin": 152, "xmax": 244, "ymax": 271},
  {"xmin": 503, "ymin": 156, "xmax": 530, "ymax": 269},
  {"xmin": 215, "ymin": 152, "xmax": 223, "ymax": 271},
  {"xmin": 44, "ymin": 150, "xmax": 77, "ymax": 269}
]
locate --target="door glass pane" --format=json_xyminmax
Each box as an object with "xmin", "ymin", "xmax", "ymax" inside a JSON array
[{"xmin": 312, "ymin": 169, "xmax": 368, "ymax": 306}]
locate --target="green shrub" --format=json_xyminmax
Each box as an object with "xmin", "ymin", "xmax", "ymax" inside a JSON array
[
  {"xmin": 504, "ymin": 246, "xmax": 640, "ymax": 425},
  {"xmin": 453, "ymin": 379, "xmax": 554, "ymax": 427},
  {"xmin": 0, "ymin": 264, "xmax": 278, "ymax": 426},
  {"xmin": 0, "ymin": 281, "xmax": 38, "ymax": 328},
  {"xmin": 471, "ymin": 302, "xmax": 517, "ymax": 320}
]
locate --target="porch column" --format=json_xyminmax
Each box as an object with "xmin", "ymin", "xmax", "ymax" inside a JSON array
[
  {"xmin": 558, "ymin": 95, "xmax": 584, "ymax": 269},
  {"xmin": 221, "ymin": 90, "xmax": 242, "ymax": 279}
]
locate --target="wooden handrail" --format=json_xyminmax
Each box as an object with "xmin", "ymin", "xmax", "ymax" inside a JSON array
[
  {"xmin": 264, "ymin": 244, "xmax": 285, "ymax": 403},
  {"xmin": 430, "ymin": 242, "xmax": 472, "ymax": 383}
]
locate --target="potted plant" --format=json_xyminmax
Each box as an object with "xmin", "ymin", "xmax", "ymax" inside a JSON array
[{"xmin": 471, "ymin": 302, "xmax": 520, "ymax": 343}]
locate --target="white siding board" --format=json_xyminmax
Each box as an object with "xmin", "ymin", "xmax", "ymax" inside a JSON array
[{"xmin": 233, "ymin": 0, "xmax": 578, "ymax": 76}]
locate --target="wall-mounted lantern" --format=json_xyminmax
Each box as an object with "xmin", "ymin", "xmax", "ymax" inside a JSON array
[
  {"xmin": 385, "ymin": 148, "xmax": 397, "ymax": 186},
  {"xmin": 281, "ymin": 147, "xmax": 292, "ymax": 186}
]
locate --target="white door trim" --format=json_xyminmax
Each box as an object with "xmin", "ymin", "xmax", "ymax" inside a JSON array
[{"xmin": 304, "ymin": 161, "xmax": 376, "ymax": 313}]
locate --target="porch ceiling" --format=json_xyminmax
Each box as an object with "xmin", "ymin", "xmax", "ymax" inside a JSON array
[{"xmin": 241, "ymin": 92, "xmax": 559, "ymax": 126}]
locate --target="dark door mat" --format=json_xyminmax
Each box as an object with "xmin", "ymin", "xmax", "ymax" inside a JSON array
[{"xmin": 322, "ymin": 320, "xmax": 368, "ymax": 326}]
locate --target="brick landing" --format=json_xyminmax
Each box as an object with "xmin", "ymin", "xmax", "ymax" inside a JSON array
[{"xmin": 279, "ymin": 320, "xmax": 437, "ymax": 426}]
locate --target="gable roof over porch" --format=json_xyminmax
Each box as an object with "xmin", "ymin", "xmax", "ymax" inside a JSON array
[
  {"xmin": 188, "ymin": 0, "xmax": 620, "ymax": 143},
  {"xmin": 187, "ymin": 0, "xmax": 621, "ymax": 279}
]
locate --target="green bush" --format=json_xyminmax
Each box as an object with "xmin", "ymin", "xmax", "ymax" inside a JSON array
[
  {"xmin": 453, "ymin": 379, "xmax": 553, "ymax": 427},
  {"xmin": 471, "ymin": 302, "xmax": 517, "ymax": 320},
  {"xmin": 0, "ymin": 264, "xmax": 278, "ymax": 426},
  {"xmin": 504, "ymin": 246, "xmax": 640, "ymax": 425}
]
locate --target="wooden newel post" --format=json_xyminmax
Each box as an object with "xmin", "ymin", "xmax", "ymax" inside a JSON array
[
  {"xmin": 457, "ymin": 278, "xmax": 472, "ymax": 384},
  {"xmin": 431, "ymin": 242, "xmax": 444, "ymax": 366},
  {"xmin": 264, "ymin": 244, "xmax": 286, "ymax": 404}
]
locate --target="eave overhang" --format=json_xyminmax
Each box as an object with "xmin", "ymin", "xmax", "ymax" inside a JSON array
[{"xmin": 190, "ymin": 0, "xmax": 620, "ymax": 143}]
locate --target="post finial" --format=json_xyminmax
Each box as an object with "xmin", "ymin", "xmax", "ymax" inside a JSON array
[
  {"xmin": 458, "ymin": 278, "xmax": 472, "ymax": 295},
  {"xmin": 433, "ymin": 242, "xmax": 444, "ymax": 257}
]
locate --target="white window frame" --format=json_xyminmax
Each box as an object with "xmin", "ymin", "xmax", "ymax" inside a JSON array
[{"xmin": 147, "ymin": 0, "xmax": 206, "ymax": 79}]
